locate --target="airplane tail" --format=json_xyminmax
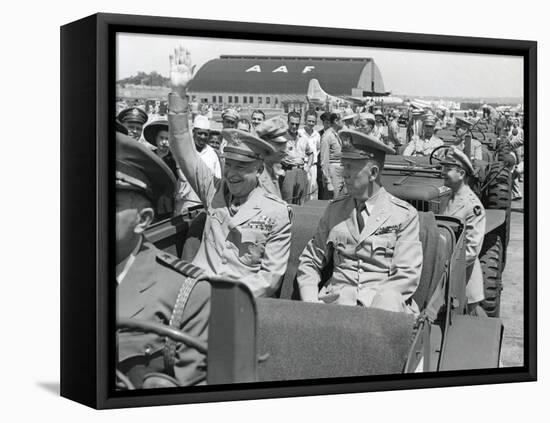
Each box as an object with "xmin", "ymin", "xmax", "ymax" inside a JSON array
[{"xmin": 306, "ymin": 79, "xmax": 344, "ymax": 105}]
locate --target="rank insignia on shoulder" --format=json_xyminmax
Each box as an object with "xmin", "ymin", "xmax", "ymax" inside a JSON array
[
  {"xmin": 473, "ymin": 205, "xmax": 482, "ymax": 216},
  {"xmin": 157, "ymin": 252, "xmax": 205, "ymax": 279},
  {"xmin": 374, "ymin": 224, "xmax": 399, "ymax": 235}
]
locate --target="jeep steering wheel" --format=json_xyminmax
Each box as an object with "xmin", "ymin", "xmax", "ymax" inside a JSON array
[{"xmin": 429, "ymin": 145, "xmax": 452, "ymax": 165}]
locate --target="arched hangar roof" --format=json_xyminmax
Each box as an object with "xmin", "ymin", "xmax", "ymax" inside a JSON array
[{"xmin": 188, "ymin": 56, "xmax": 385, "ymax": 95}]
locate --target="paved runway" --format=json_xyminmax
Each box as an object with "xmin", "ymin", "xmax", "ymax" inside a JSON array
[{"xmin": 500, "ymin": 183, "xmax": 524, "ymax": 367}]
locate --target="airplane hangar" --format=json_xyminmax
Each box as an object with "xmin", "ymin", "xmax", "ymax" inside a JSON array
[{"xmin": 187, "ymin": 55, "xmax": 386, "ymax": 111}]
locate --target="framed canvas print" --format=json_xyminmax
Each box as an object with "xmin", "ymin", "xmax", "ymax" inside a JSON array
[{"xmin": 60, "ymin": 13, "xmax": 536, "ymax": 409}]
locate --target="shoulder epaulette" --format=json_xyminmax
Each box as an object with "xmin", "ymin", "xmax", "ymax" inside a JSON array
[
  {"xmin": 389, "ymin": 194, "xmax": 412, "ymax": 209},
  {"xmin": 156, "ymin": 252, "xmax": 205, "ymax": 279},
  {"xmin": 263, "ymin": 191, "xmax": 286, "ymax": 204}
]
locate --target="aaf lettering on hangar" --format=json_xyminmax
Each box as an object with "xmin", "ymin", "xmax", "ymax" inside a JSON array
[{"xmin": 245, "ymin": 65, "xmax": 316, "ymax": 73}]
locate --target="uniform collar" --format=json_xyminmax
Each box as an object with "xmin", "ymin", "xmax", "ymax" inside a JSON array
[
  {"xmin": 355, "ymin": 187, "xmax": 384, "ymax": 216},
  {"xmin": 116, "ymin": 237, "xmax": 143, "ymax": 284}
]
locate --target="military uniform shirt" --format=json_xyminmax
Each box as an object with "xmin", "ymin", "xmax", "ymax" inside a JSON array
[
  {"xmin": 169, "ymin": 112, "xmax": 291, "ymax": 297},
  {"xmin": 441, "ymin": 184, "xmax": 486, "ymax": 303},
  {"xmin": 117, "ymin": 241, "xmax": 210, "ymax": 388},
  {"xmin": 297, "ymin": 187, "xmax": 422, "ymax": 310},
  {"xmin": 403, "ymin": 135, "xmax": 444, "ymax": 157}
]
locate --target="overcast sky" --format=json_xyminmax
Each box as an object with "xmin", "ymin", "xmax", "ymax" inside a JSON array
[{"xmin": 117, "ymin": 33, "xmax": 523, "ymax": 99}]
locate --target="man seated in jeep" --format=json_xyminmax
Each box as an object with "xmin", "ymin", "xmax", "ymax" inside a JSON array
[
  {"xmin": 167, "ymin": 47, "xmax": 292, "ymax": 297},
  {"xmin": 297, "ymin": 129, "xmax": 423, "ymax": 313},
  {"xmin": 116, "ymin": 132, "xmax": 210, "ymax": 389}
]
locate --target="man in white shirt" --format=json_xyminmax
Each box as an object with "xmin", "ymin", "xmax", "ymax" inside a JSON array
[
  {"xmin": 174, "ymin": 115, "xmax": 222, "ymax": 213},
  {"xmin": 298, "ymin": 110, "xmax": 321, "ymax": 200}
]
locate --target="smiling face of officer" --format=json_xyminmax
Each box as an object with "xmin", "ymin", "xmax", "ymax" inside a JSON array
[
  {"xmin": 193, "ymin": 128, "xmax": 209, "ymax": 151},
  {"xmin": 224, "ymin": 158, "xmax": 263, "ymax": 198},
  {"xmin": 124, "ymin": 122, "xmax": 144, "ymax": 140},
  {"xmin": 342, "ymin": 158, "xmax": 380, "ymax": 201}
]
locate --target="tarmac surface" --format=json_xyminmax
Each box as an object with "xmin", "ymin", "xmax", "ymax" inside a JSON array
[{"xmin": 500, "ymin": 182, "xmax": 524, "ymax": 367}]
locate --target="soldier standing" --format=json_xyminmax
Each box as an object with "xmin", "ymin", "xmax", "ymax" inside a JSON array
[
  {"xmin": 255, "ymin": 116, "xmax": 289, "ymax": 199},
  {"xmin": 320, "ymin": 112, "xmax": 346, "ymax": 199},
  {"xmin": 115, "ymin": 132, "xmax": 210, "ymax": 389},
  {"xmin": 297, "ymin": 130, "xmax": 423, "ymax": 313},
  {"xmin": 440, "ymin": 147, "xmax": 486, "ymax": 315}
]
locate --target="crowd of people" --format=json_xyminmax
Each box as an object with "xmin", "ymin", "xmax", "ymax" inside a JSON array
[{"xmin": 115, "ymin": 46, "xmax": 524, "ymax": 389}]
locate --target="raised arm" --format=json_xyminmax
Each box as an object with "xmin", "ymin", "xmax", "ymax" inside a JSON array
[{"xmin": 167, "ymin": 47, "xmax": 215, "ymax": 205}]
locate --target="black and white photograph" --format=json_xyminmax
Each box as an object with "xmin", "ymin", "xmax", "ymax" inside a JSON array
[{"xmin": 113, "ymin": 31, "xmax": 526, "ymax": 391}]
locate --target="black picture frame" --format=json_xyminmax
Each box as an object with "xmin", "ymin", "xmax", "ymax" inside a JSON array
[{"xmin": 60, "ymin": 12, "xmax": 536, "ymax": 409}]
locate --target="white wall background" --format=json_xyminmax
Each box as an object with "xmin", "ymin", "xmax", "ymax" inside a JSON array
[{"xmin": 0, "ymin": 0, "xmax": 545, "ymax": 421}]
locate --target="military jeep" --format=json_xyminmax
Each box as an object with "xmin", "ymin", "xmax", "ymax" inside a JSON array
[
  {"xmin": 116, "ymin": 189, "xmax": 504, "ymax": 387},
  {"xmin": 385, "ymin": 120, "xmax": 514, "ymax": 318}
]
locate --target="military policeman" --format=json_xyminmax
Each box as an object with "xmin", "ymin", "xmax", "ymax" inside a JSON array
[
  {"xmin": 255, "ymin": 116, "xmax": 289, "ymax": 199},
  {"xmin": 453, "ymin": 116, "xmax": 483, "ymax": 161},
  {"xmin": 167, "ymin": 46, "xmax": 292, "ymax": 297},
  {"xmin": 115, "ymin": 132, "xmax": 210, "ymax": 389},
  {"xmin": 297, "ymin": 129, "xmax": 423, "ymax": 313},
  {"xmin": 117, "ymin": 106, "xmax": 149, "ymax": 141},
  {"xmin": 440, "ymin": 147, "xmax": 486, "ymax": 314},
  {"xmin": 403, "ymin": 114, "xmax": 444, "ymax": 157}
]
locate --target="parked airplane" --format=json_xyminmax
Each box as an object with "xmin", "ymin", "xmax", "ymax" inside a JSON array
[{"xmin": 306, "ymin": 79, "xmax": 404, "ymax": 109}]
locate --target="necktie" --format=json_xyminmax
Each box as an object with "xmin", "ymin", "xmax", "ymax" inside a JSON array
[{"xmin": 356, "ymin": 202, "xmax": 367, "ymax": 233}]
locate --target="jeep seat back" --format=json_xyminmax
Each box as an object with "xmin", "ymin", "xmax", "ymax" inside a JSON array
[{"xmin": 255, "ymin": 298, "xmax": 415, "ymax": 381}]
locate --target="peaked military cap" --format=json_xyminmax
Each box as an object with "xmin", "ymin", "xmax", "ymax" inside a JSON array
[
  {"xmin": 440, "ymin": 146, "xmax": 474, "ymax": 175},
  {"xmin": 116, "ymin": 132, "xmax": 176, "ymax": 203},
  {"xmin": 221, "ymin": 108, "xmax": 240, "ymax": 122},
  {"xmin": 143, "ymin": 119, "xmax": 169, "ymax": 146},
  {"xmin": 221, "ymin": 129, "xmax": 275, "ymax": 162},
  {"xmin": 117, "ymin": 107, "xmax": 148, "ymax": 125},
  {"xmin": 116, "ymin": 119, "xmax": 129, "ymax": 135},
  {"xmin": 255, "ymin": 116, "xmax": 288, "ymax": 144},
  {"xmin": 339, "ymin": 129, "xmax": 395, "ymax": 160},
  {"xmin": 455, "ymin": 116, "xmax": 474, "ymax": 129}
]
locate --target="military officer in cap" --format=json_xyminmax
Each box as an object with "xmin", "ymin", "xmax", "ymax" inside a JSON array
[
  {"xmin": 440, "ymin": 147, "xmax": 486, "ymax": 314},
  {"xmin": 453, "ymin": 116, "xmax": 483, "ymax": 161},
  {"xmin": 115, "ymin": 132, "xmax": 210, "ymax": 389},
  {"xmin": 403, "ymin": 114, "xmax": 444, "ymax": 156},
  {"xmin": 167, "ymin": 46, "xmax": 292, "ymax": 297},
  {"xmin": 297, "ymin": 130, "xmax": 422, "ymax": 313},
  {"xmin": 117, "ymin": 106, "xmax": 149, "ymax": 141},
  {"xmin": 255, "ymin": 116, "xmax": 289, "ymax": 198}
]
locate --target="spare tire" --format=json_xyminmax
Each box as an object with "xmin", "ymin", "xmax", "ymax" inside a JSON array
[
  {"xmin": 484, "ymin": 163, "xmax": 512, "ymax": 252},
  {"xmin": 485, "ymin": 164, "xmax": 512, "ymax": 209},
  {"xmin": 480, "ymin": 234, "xmax": 503, "ymax": 318}
]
